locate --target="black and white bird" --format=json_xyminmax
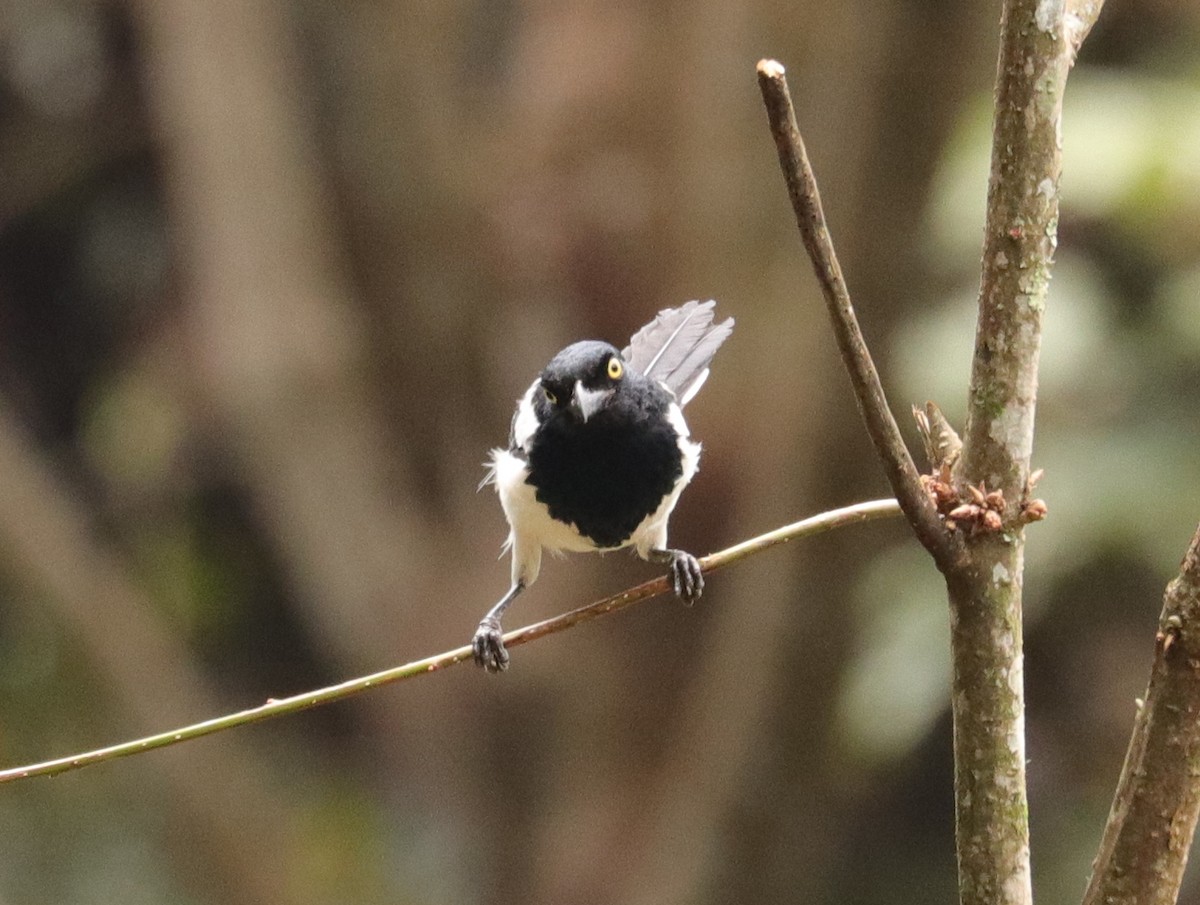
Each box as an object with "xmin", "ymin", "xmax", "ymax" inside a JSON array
[{"xmin": 474, "ymin": 300, "xmax": 734, "ymax": 672}]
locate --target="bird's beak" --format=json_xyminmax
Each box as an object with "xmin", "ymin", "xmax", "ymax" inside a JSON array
[{"xmin": 570, "ymin": 380, "xmax": 610, "ymax": 423}]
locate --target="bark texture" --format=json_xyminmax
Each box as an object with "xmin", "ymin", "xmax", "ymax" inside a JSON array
[
  {"xmin": 949, "ymin": 2, "xmax": 1102, "ymax": 903},
  {"xmin": 1083, "ymin": 525, "xmax": 1200, "ymax": 905}
]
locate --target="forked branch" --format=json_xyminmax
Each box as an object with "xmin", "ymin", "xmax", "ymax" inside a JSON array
[{"xmin": 757, "ymin": 1, "xmax": 1104, "ymax": 902}]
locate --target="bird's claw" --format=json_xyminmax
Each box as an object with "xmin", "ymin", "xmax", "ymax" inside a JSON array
[
  {"xmin": 669, "ymin": 551, "xmax": 704, "ymax": 606},
  {"xmin": 472, "ymin": 616, "xmax": 510, "ymax": 673}
]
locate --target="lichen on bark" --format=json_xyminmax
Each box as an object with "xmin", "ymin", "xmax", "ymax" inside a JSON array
[{"xmin": 949, "ymin": 2, "xmax": 1101, "ymax": 904}]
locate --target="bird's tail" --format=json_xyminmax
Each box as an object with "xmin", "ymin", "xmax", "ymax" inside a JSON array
[{"xmin": 622, "ymin": 300, "xmax": 734, "ymax": 406}]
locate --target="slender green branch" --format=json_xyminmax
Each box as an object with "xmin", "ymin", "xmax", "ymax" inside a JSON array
[{"xmin": 0, "ymin": 498, "xmax": 901, "ymax": 785}]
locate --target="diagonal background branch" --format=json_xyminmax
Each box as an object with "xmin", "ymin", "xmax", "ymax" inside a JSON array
[
  {"xmin": 1083, "ymin": 523, "xmax": 1200, "ymax": 905},
  {"xmin": 0, "ymin": 401, "xmax": 309, "ymax": 905}
]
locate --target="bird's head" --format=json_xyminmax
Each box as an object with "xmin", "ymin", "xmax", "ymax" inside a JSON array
[{"xmin": 538, "ymin": 340, "xmax": 627, "ymax": 423}]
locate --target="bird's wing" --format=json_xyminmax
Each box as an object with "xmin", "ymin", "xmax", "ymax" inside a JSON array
[{"xmin": 622, "ymin": 300, "xmax": 734, "ymax": 406}]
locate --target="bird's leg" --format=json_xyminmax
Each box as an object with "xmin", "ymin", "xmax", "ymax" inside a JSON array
[
  {"xmin": 472, "ymin": 582, "xmax": 524, "ymax": 672},
  {"xmin": 649, "ymin": 548, "xmax": 704, "ymax": 605}
]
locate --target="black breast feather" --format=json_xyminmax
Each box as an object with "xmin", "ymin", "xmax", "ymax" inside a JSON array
[{"xmin": 526, "ymin": 382, "xmax": 683, "ymax": 548}]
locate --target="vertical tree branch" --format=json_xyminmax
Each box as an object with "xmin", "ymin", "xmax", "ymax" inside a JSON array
[
  {"xmin": 758, "ymin": 1, "xmax": 1104, "ymax": 903},
  {"xmin": 950, "ymin": 2, "xmax": 1103, "ymax": 904},
  {"xmin": 1083, "ymin": 524, "xmax": 1200, "ymax": 905}
]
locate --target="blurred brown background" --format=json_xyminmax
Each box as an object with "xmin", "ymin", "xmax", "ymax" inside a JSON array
[{"xmin": 1, "ymin": 1, "xmax": 1199, "ymax": 903}]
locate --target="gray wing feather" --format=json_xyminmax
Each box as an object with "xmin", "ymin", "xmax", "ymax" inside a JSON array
[{"xmin": 622, "ymin": 300, "xmax": 734, "ymax": 406}]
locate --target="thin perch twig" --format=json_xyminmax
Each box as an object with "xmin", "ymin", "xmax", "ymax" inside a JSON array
[
  {"xmin": 755, "ymin": 59, "xmax": 960, "ymax": 575},
  {"xmin": 0, "ymin": 498, "xmax": 901, "ymax": 785}
]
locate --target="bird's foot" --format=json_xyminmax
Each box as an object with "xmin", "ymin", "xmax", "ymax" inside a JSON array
[
  {"xmin": 472, "ymin": 616, "xmax": 510, "ymax": 673},
  {"xmin": 666, "ymin": 550, "xmax": 704, "ymax": 606}
]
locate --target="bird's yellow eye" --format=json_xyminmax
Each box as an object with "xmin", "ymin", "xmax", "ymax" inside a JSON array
[
  {"xmin": 607, "ymin": 357, "xmax": 623, "ymax": 380},
  {"xmin": 544, "ymin": 386, "xmax": 557, "ymax": 405}
]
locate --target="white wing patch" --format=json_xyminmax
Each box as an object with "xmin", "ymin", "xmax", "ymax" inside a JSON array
[
  {"xmin": 630, "ymin": 401, "xmax": 701, "ymax": 557},
  {"xmin": 511, "ymin": 380, "xmax": 541, "ymax": 451},
  {"xmin": 489, "ymin": 446, "xmax": 595, "ymax": 587}
]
